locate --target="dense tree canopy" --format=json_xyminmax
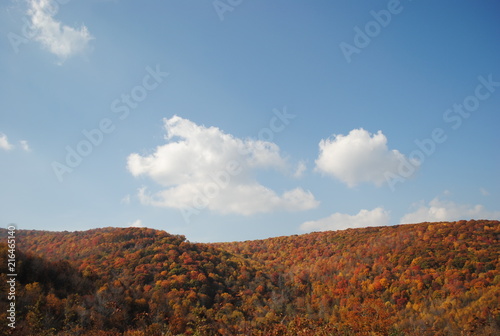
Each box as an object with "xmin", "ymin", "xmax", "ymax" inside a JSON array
[{"xmin": 1, "ymin": 220, "xmax": 499, "ymax": 335}]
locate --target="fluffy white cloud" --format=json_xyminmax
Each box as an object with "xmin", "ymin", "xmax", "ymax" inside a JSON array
[
  {"xmin": 128, "ymin": 116, "xmax": 318, "ymax": 217},
  {"xmin": 400, "ymin": 197, "xmax": 500, "ymax": 224},
  {"xmin": 300, "ymin": 207, "xmax": 390, "ymax": 232},
  {"xmin": 28, "ymin": 0, "xmax": 93, "ymax": 60},
  {"xmin": 0, "ymin": 133, "xmax": 14, "ymax": 151},
  {"xmin": 315, "ymin": 128, "xmax": 415, "ymax": 187}
]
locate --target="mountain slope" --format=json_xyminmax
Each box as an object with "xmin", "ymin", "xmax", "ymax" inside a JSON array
[
  {"xmin": 215, "ymin": 220, "xmax": 500, "ymax": 335},
  {"xmin": 1, "ymin": 228, "xmax": 275, "ymax": 335},
  {"xmin": 0, "ymin": 220, "xmax": 499, "ymax": 335}
]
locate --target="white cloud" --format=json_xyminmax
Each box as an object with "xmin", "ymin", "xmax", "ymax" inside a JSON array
[
  {"xmin": 27, "ymin": 0, "xmax": 94, "ymax": 61},
  {"xmin": 400, "ymin": 197, "xmax": 500, "ymax": 224},
  {"xmin": 128, "ymin": 219, "xmax": 145, "ymax": 228},
  {"xmin": 19, "ymin": 140, "xmax": 31, "ymax": 152},
  {"xmin": 0, "ymin": 133, "xmax": 14, "ymax": 151},
  {"xmin": 300, "ymin": 207, "xmax": 390, "ymax": 232},
  {"xmin": 127, "ymin": 116, "xmax": 319, "ymax": 216},
  {"xmin": 0, "ymin": 135, "xmax": 32, "ymax": 152},
  {"xmin": 293, "ymin": 160, "xmax": 307, "ymax": 178},
  {"xmin": 315, "ymin": 128, "xmax": 415, "ymax": 187}
]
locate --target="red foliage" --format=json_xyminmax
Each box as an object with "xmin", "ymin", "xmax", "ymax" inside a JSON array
[{"xmin": 0, "ymin": 220, "xmax": 499, "ymax": 335}]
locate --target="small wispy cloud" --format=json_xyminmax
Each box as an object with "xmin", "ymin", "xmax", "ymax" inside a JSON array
[
  {"xmin": 121, "ymin": 194, "xmax": 131, "ymax": 205},
  {"xmin": 480, "ymin": 188, "xmax": 490, "ymax": 196},
  {"xmin": 19, "ymin": 140, "xmax": 31, "ymax": 152},
  {"xmin": 128, "ymin": 219, "xmax": 145, "ymax": 228},
  {"xmin": 293, "ymin": 161, "xmax": 307, "ymax": 178},
  {"xmin": 27, "ymin": 0, "xmax": 94, "ymax": 61},
  {"xmin": 301, "ymin": 207, "xmax": 390, "ymax": 232},
  {"xmin": 400, "ymin": 197, "xmax": 500, "ymax": 223},
  {"xmin": 0, "ymin": 133, "xmax": 14, "ymax": 151}
]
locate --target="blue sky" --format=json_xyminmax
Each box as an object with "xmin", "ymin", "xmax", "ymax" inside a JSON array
[{"xmin": 1, "ymin": 0, "xmax": 499, "ymax": 242}]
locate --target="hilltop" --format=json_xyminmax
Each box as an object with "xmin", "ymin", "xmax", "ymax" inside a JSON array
[{"xmin": 0, "ymin": 220, "xmax": 499, "ymax": 335}]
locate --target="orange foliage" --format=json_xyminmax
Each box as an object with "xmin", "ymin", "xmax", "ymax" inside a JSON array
[{"xmin": 0, "ymin": 220, "xmax": 498, "ymax": 335}]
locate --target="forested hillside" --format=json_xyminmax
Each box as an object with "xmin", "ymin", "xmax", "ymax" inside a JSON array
[
  {"xmin": 1, "ymin": 220, "xmax": 499, "ymax": 335},
  {"xmin": 216, "ymin": 220, "xmax": 500, "ymax": 335}
]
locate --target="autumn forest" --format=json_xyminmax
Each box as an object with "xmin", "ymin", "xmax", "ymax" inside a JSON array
[{"xmin": 0, "ymin": 220, "xmax": 499, "ymax": 335}]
